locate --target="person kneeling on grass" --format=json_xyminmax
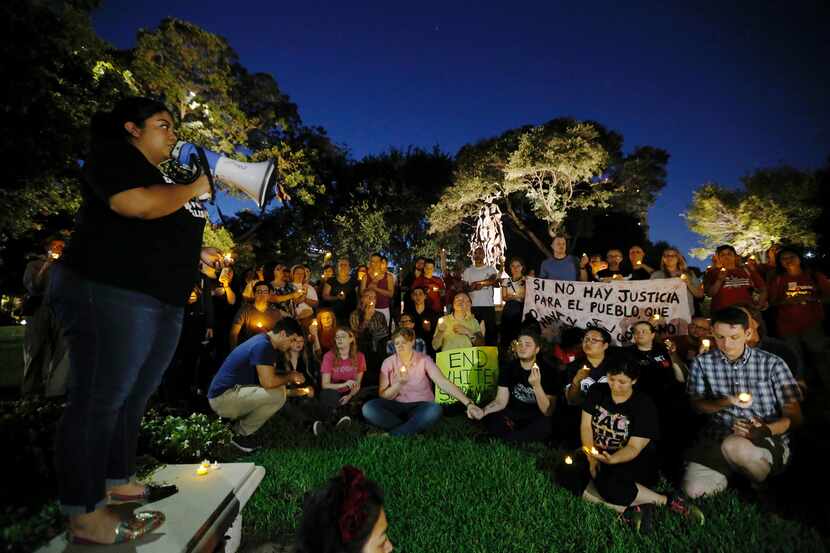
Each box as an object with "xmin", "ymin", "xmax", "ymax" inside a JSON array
[
  {"xmin": 207, "ymin": 318, "xmax": 306, "ymax": 452},
  {"xmin": 682, "ymin": 306, "xmax": 802, "ymax": 499},
  {"xmin": 295, "ymin": 465, "xmax": 393, "ymax": 553},
  {"xmin": 362, "ymin": 327, "xmax": 483, "ymax": 436},
  {"xmin": 581, "ymin": 360, "xmax": 704, "ymax": 532},
  {"xmin": 470, "ymin": 331, "xmax": 558, "ymax": 442}
]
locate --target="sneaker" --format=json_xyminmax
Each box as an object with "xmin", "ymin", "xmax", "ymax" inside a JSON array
[
  {"xmin": 666, "ymin": 493, "xmax": 705, "ymax": 525},
  {"xmin": 230, "ymin": 433, "xmax": 260, "ymax": 453},
  {"xmin": 619, "ymin": 504, "xmax": 655, "ymax": 534},
  {"xmin": 336, "ymin": 416, "xmax": 352, "ymax": 429},
  {"xmin": 313, "ymin": 420, "xmax": 325, "ymax": 436}
]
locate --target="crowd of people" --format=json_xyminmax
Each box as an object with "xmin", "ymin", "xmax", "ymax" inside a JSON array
[
  {"xmin": 189, "ymin": 232, "xmax": 827, "ymax": 537},
  {"xmin": 19, "ymin": 96, "xmax": 828, "ymax": 545}
]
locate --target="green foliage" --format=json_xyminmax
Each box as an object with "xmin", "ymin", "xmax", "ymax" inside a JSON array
[
  {"xmin": 685, "ymin": 167, "xmax": 820, "ymax": 258},
  {"xmin": 332, "ymin": 200, "xmax": 391, "ymax": 264},
  {"xmin": 243, "ymin": 417, "xmax": 825, "ymax": 553},
  {"xmin": 0, "ymin": 502, "xmax": 63, "ymax": 553},
  {"xmin": 131, "ymin": 18, "xmax": 324, "ymax": 207},
  {"xmin": 202, "ymin": 224, "xmax": 236, "ymax": 254},
  {"xmin": 139, "ymin": 409, "xmax": 233, "ymax": 463},
  {"xmin": 430, "ymin": 118, "xmax": 668, "ymax": 257},
  {"xmin": 0, "ymin": 0, "xmax": 136, "ymax": 244}
]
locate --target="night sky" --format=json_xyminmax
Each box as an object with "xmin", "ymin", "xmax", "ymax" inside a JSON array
[{"xmin": 92, "ymin": 1, "xmax": 829, "ymax": 264}]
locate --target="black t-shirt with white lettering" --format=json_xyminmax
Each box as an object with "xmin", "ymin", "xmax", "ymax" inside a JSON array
[
  {"xmin": 62, "ymin": 143, "xmax": 207, "ymax": 306},
  {"xmin": 498, "ymin": 358, "xmax": 560, "ymax": 420},
  {"xmin": 582, "ymin": 383, "xmax": 659, "ymax": 454}
]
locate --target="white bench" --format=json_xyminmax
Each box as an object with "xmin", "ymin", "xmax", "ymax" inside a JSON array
[{"xmin": 36, "ymin": 462, "xmax": 265, "ymax": 553}]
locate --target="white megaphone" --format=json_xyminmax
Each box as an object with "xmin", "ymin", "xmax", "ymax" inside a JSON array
[{"xmin": 170, "ymin": 141, "xmax": 283, "ymax": 209}]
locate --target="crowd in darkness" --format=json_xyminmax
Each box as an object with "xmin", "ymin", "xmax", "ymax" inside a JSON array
[{"xmin": 35, "ymin": 97, "xmax": 826, "ymax": 547}]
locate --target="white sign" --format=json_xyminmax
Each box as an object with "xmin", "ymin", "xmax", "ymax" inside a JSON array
[{"xmin": 522, "ymin": 277, "xmax": 692, "ymax": 345}]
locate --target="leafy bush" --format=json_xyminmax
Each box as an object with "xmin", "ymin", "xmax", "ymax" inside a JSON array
[
  {"xmin": 0, "ymin": 503, "xmax": 62, "ymax": 553},
  {"xmin": 139, "ymin": 409, "xmax": 233, "ymax": 463}
]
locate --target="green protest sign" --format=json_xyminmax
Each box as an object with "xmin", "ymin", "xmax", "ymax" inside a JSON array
[{"xmin": 434, "ymin": 347, "xmax": 499, "ymax": 404}]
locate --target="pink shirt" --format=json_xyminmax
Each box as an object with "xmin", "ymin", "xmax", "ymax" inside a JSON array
[
  {"xmin": 381, "ymin": 351, "xmax": 437, "ymax": 403},
  {"xmin": 321, "ymin": 351, "xmax": 366, "ymax": 391}
]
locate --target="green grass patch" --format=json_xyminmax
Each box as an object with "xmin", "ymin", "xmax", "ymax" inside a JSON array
[{"xmin": 242, "ymin": 416, "xmax": 825, "ymax": 552}]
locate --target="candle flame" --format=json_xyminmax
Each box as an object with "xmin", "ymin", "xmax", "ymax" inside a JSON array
[
  {"xmin": 565, "ymin": 456, "xmax": 573, "ymax": 465},
  {"xmin": 738, "ymin": 392, "xmax": 752, "ymax": 403}
]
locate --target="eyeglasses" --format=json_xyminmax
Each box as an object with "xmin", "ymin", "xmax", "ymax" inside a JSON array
[{"xmin": 583, "ymin": 337, "xmax": 605, "ymax": 344}]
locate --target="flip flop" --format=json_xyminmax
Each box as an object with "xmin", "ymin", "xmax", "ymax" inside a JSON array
[{"xmin": 68, "ymin": 510, "xmax": 165, "ymax": 545}]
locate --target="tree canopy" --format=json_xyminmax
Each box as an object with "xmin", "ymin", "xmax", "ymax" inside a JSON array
[
  {"xmin": 684, "ymin": 166, "xmax": 821, "ymax": 258},
  {"xmin": 428, "ymin": 118, "xmax": 668, "ymax": 257}
]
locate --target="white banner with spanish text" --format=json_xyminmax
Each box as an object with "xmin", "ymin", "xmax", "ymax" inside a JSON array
[{"xmin": 522, "ymin": 277, "xmax": 692, "ymax": 345}]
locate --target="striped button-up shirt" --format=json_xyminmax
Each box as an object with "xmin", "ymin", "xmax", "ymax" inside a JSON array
[{"xmin": 687, "ymin": 346, "xmax": 802, "ymax": 444}]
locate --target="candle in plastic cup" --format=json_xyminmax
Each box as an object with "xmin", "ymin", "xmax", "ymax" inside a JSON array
[
  {"xmin": 636, "ymin": 260, "xmax": 642, "ymax": 266},
  {"xmin": 652, "ymin": 313, "xmax": 661, "ymax": 321},
  {"xmin": 680, "ymin": 274, "xmax": 687, "ymax": 280},
  {"xmin": 256, "ymin": 322, "xmax": 263, "ymax": 328},
  {"xmin": 738, "ymin": 392, "xmax": 752, "ymax": 403},
  {"xmin": 201, "ymin": 460, "xmax": 211, "ymax": 469},
  {"xmin": 701, "ymin": 339, "xmax": 711, "ymax": 350},
  {"xmin": 196, "ymin": 466, "xmax": 209, "ymax": 476},
  {"xmin": 564, "ymin": 456, "xmax": 573, "ymax": 465}
]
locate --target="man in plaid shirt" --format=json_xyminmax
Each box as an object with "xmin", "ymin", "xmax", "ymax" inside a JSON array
[{"xmin": 682, "ymin": 307, "xmax": 802, "ymax": 498}]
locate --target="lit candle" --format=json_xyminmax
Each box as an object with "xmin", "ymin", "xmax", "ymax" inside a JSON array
[
  {"xmin": 201, "ymin": 460, "xmax": 211, "ymax": 469},
  {"xmin": 653, "ymin": 313, "xmax": 661, "ymax": 321},
  {"xmin": 749, "ymin": 255, "xmax": 756, "ymax": 261},
  {"xmin": 49, "ymin": 252, "xmax": 60, "ymax": 259},
  {"xmin": 636, "ymin": 260, "xmax": 642, "ymax": 266},
  {"xmin": 664, "ymin": 339, "xmax": 673, "ymax": 349},
  {"xmin": 432, "ymin": 286, "xmax": 439, "ymax": 292},
  {"xmin": 564, "ymin": 456, "xmax": 573, "ymax": 465},
  {"xmin": 196, "ymin": 466, "xmax": 209, "ymax": 476},
  {"xmin": 311, "ymin": 320, "xmax": 318, "ymax": 330},
  {"xmin": 223, "ymin": 254, "xmax": 233, "ymax": 264},
  {"xmin": 701, "ymin": 338, "xmax": 711, "ymax": 351},
  {"xmin": 400, "ymin": 365, "xmax": 407, "ymax": 377},
  {"xmin": 582, "ymin": 446, "xmax": 599, "ymax": 456},
  {"xmin": 738, "ymin": 392, "xmax": 752, "ymax": 403},
  {"xmin": 256, "ymin": 321, "xmax": 263, "ymax": 328},
  {"xmin": 720, "ymin": 268, "xmax": 727, "ymax": 273},
  {"xmin": 680, "ymin": 274, "xmax": 687, "ymax": 280}
]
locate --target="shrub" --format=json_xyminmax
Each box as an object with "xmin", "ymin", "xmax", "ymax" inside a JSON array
[{"xmin": 139, "ymin": 409, "xmax": 233, "ymax": 463}]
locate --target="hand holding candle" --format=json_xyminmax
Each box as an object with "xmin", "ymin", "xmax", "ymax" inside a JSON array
[
  {"xmin": 737, "ymin": 392, "xmax": 752, "ymax": 404},
  {"xmin": 701, "ymin": 338, "xmax": 711, "ymax": 352}
]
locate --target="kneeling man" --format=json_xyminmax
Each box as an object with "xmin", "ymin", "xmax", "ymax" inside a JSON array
[
  {"xmin": 683, "ymin": 307, "xmax": 802, "ymax": 497},
  {"xmin": 208, "ymin": 318, "xmax": 306, "ymax": 452}
]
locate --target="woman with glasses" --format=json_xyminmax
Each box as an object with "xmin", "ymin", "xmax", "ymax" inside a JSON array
[
  {"xmin": 650, "ymin": 248, "xmax": 703, "ymax": 314},
  {"xmin": 565, "ymin": 328, "xmax": 615, "ymax": 406}
]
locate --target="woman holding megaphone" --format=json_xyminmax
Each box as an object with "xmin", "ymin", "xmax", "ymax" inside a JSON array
[{"xmin": 48, "ymin": 97, "xmax": 220, "ymax": 544}]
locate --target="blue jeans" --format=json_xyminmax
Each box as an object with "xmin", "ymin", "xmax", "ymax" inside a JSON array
[
  {"xmin": 361, "ymin": 398, "xmax": 443, "ymax": 436},
  {"xmin": 48, "ymin": 265, "xmax": 183, "ymax": 515}
]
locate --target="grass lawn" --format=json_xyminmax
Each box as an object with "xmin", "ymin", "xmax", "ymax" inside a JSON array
[{"xmin": 240, "ymin": 414, "xmax": 826, "ymax": 553}]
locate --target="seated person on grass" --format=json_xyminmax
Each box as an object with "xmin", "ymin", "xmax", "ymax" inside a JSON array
[
  {"xmin": 362, "ymin": 328, "xmax": 483, "ymax": 436},
  {"xmin": 295, "ymin": 465, "xmax": 393, "ymax": 553},
  {"xmin": 581, "ymin": 360, "xmax": 704, "ymax": 531},
  {"xmin": 471, "ymin": 331, "xmax": 558, "ymax": 442},
  {"xmin": 565, "ymin": 328, "xmax": 615, "ymax": 406},
  {"xmin": 431, "ymin": 292, "xmax": 484, "ymax": 353},
  {"xmin": 682, "ymin": 307, "xmax": 803, "ymax": 499},
  {"xmin": 385, "ymin": 312, "xmax": 427, "ymax": 355},
  {"xmin": 207, "ymin": 317, "xmax": 306, "ymax": 453},
  {"xmin": 313, "ymin": 327, "xmax": 371, "ymax": 435}
]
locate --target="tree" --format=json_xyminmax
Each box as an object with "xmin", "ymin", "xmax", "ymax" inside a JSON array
[
  {"xmin": 130, "ymin": 18, "xmax": 324, "ymax": 205},
  {"xmin": 685, "ymin": 166, "xmax": 820, "ymax": 258},
  {"xmin": 428, "ymin": 118, "xmax": 668, "ymax": 258},
  {"xmin": 0, "ymin": 0, "xmax": 138, "ymax": 245}
]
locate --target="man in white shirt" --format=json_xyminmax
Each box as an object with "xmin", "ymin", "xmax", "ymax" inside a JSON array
[{"xmin": 462, "ymin": 246, "xmax": 499, "ymax": 346}]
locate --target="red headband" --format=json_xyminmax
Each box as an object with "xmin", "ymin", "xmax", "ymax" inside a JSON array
[{"xmin": 338, "ymin": 466, "xmax": 369, "ymax": 543}]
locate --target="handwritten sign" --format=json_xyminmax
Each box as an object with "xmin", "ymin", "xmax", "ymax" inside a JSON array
[
  {"xmin": 522, "ymin": 277, "xmax": 692, "ymax": 344},
  {"xmin": 434, "ymin": 347, "xmax": 499, "ymax": 404}
]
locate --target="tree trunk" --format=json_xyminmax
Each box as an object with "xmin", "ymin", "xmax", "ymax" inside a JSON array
[{"xmin": 504, "ymin": 196, "xmax": 552, "ymax": 258}]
